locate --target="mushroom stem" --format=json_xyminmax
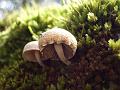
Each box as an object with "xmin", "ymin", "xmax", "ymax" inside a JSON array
[
  {"xmin": 35, "ymin": 51, "xmax": 45, "ymax": 67},
  {"xmin": 54, "ymin": 43, "xmax": 71, "ymax": 65}
]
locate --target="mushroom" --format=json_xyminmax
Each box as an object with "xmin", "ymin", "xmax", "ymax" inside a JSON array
[
  {"xmin": 22, "ymin": 41, "xmax": 45, "ymax": 67},
  {"xmin": 38, "ymin": 27, "xmax": 77, "ymax": 65}
]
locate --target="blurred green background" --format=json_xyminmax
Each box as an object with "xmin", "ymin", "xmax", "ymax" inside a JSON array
[{"xmin": 0, "ymin": 0, "xmax": 61, "ymax": 19}]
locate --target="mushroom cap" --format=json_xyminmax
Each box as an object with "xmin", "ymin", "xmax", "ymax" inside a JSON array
[
  {"xmin": 22, "ymin": 41, "xmax": 40, "ymax": 62},
  {"xmin": 38, "ymin": 28, "xmax": 77, "ymax": 59}
]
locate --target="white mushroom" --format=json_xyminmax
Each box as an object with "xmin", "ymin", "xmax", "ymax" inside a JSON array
[
  {"xmin": 38, "ymin": 28, "xmax": 77, "ymax": 65},
  {"xmin": 22, "ymin": 41, "xmax": 45, "ymax": 67}
]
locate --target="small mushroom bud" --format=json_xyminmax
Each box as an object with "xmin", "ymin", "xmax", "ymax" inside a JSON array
[
  {"xmin": 38, "ymin": 28, "xmax": 77, "ymax": 65},
  {"xmin": 22, "ymin": 41, "xmax": 45, "ymax": 67}
]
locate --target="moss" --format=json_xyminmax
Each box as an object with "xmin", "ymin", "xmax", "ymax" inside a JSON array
[
  {"xmin": 0, "ymin": 4, "xmax": 67, "ymax": 67},
  {"xmin": 0, "ymin": 0, "xmax": 120, "ymax": 90},
  {"xmin": 0, "ymin": 61, "xmax": 47, "ymax": 90},
  {"xmin": 64, "ymin": 0, "xmax": 120, "ymax": 47},
  {"xmin": 108, "ymin": 39, "xmax": 120, "ymax": 59}
]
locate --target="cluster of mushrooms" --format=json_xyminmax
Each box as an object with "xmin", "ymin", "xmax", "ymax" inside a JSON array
[{"xmin": 22, "ymin": 28, "xmax": 77, "ymax": 67}]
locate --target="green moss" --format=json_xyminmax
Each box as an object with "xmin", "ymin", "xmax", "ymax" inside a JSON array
[
  {"xmin": 108, "ymin": 39, "xmax": 120, "ymax": 58},
  {"xmin": 64, "ymin": 0, "xmax": 120, "ymax": 47},
  {"xmin": 0, "ymin": 0, "xmax": 120, "ymax": 90},
  {"xmin": 0, "ymin": 4, "xmax": 67, "ymax": 66},
  {"xmin": 0, "ymin": 61, "xmax": 47, "ymax": 90},
  {"xmin": 0, "ymin": 4, "xmax": 68, "ymax": 90},
  {"xmin": 47, "ymin": 84, "xmax": 56, "ymax": 90}
]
